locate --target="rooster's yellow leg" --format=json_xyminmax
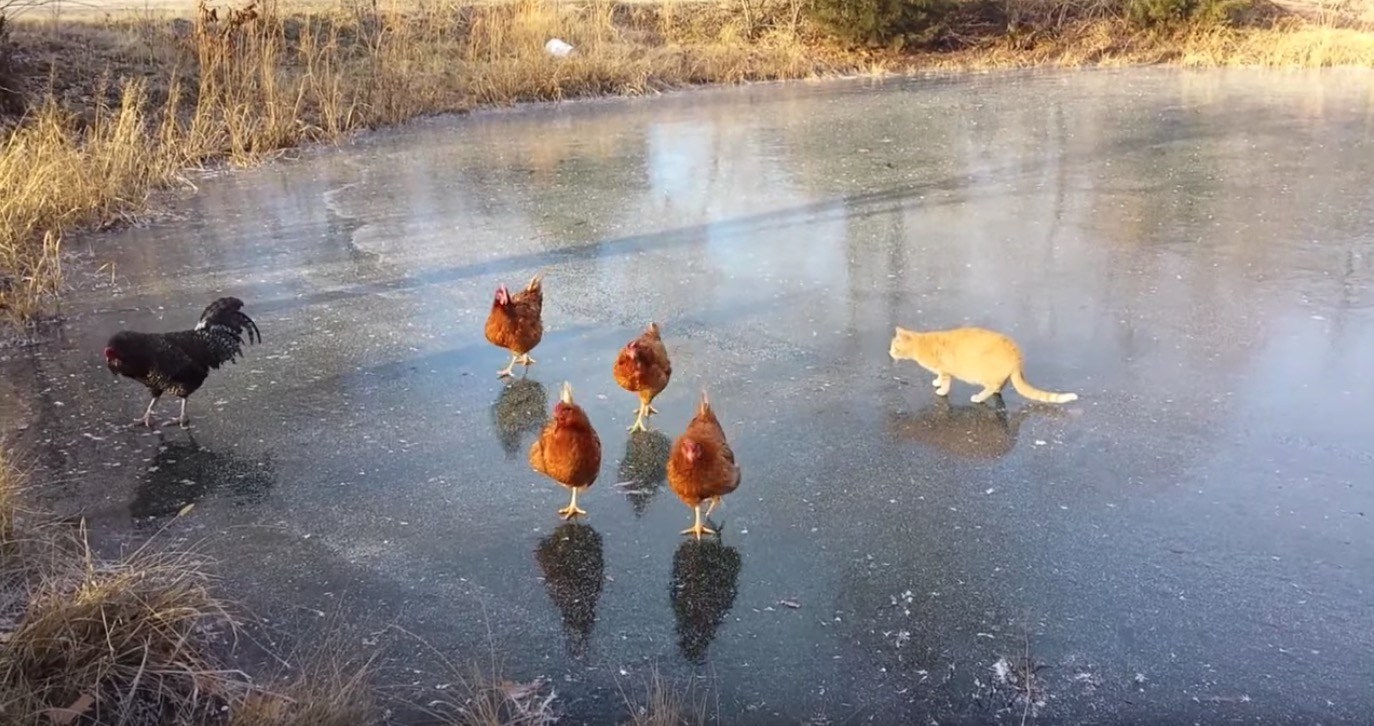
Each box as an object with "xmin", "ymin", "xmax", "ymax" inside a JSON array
[
  {"xmin": 519, "ymin": 353, "xmax": 537, "ymax": 367},
  {"xmin": 165, "ymin": 398, "xmax": 191, "ymax": 428},
  {"xmin": 557, "ymin": 487, "xmax": 588, "ymax": 519}
]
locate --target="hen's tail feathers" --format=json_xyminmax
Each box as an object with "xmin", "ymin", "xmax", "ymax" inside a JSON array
[
  {"xmin": 1010, "ymin": 368, "xmax": 1078, "ymax": 404},
  {"xmin": 519, "ymin": 272, "xmax": 545, "ymax": 309},
  {"xmin": 194, "ymin": 297, "xmax": 261, "ymax": 366}
]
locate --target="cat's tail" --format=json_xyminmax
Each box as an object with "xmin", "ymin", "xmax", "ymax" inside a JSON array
[{"xmin": 1010, "ymin": 367, "xmax": 1079, "ymax": 404}]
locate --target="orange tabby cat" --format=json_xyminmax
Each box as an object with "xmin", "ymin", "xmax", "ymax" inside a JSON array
[{"xmin": 888, "ymin": 326, "xmax": 1078, "ymax": 404}]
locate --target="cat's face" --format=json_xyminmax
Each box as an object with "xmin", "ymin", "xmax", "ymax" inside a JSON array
[{"xmin": 889, "ymin": 327, "xmax": 914, "ymax": 360}]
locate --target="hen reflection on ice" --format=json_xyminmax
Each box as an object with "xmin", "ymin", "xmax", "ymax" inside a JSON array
[
  {"xmin": 535, "ymin": 523, "xmax": 605, "ymax": 659},
  {"xmin": 616, "ymin": 429, "xmax": 671, "ymax": 517},
  {"xmin": 129, "ymin": 435, "xmax": 275, "ymax": 527},
  {"xmin": 491, "ymin": 378, "xmax": 548, "ymax": 460},
  {"xmin": 887, "ymin": 398, "xmax": 1065, "ymax": 462},
  {"xmin": 670, "ymin": 538, "xmax": 741, "ymax": 665}
]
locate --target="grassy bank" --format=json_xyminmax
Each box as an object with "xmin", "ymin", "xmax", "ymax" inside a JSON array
[
  {"xmin": 0, "ymin": 1, "xmax": 1371, "ymax": 327},
  {"xmin": 0, "ymin": 0, "xmax": 1370, "ymax": 326}
]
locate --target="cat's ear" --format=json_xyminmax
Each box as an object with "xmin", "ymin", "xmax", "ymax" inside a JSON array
[{"xmin": 894, "ymin": 326, "xmax": 908, "ymax": 336}]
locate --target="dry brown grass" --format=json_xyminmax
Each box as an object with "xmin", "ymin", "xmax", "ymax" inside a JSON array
[
  {"xmin": 0, "ymin": 450, "xmax": 16, "ymax": 548},
  {"xmin": 0, "ymin": 447, "xmax": 239, "ymax": 725},
  {"xmin": 621, "ymin": 668, "xmax": 708, "ymax": 726},
  {"xmin": 0, "ymin": 546, "xmax": 234, "ymax": 724},
  {"xmin": 227, "ymin": 640, "xmax": 379, "ymax": 726},
  {"xmin": 0, "ymin": 444, "xmax": 380, "ymax": 725},
  {"xmin": 926, "ymin": 15, "xmax": 1374, "ymax": 68}
]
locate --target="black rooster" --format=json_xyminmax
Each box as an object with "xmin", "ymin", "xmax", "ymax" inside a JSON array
[{"xmin": 103, "ymin": 297, "xmax": 262, "ymax": 428}]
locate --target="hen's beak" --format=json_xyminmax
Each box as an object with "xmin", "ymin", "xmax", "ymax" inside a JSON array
[
  {"xmin": 560, "ymin": 381, "xmax": 574, "ymax": 405},
  {"xmin": 528, "ymin": 271, "xmax": 545, "ymax": 290}
]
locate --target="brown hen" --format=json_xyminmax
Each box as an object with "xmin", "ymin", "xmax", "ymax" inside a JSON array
[
  {"xmin": 667, "ymin": 390, "xmax": 741, "ymax": 537},
  {"xmin": 485, "ymin": 272, "xmax": 544, "ymax": 378},
  {"xmin": 530, "ymin": 382, "xmax": 602, "ymax": 519},
  {"xmin": 612, "ymin": 322, "xmax": 672, "ymax": 432}
]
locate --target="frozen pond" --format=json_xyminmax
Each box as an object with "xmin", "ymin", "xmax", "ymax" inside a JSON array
[{"xmin": 4, "ymin": 68, "xmax": 1374, "ymax": 723}]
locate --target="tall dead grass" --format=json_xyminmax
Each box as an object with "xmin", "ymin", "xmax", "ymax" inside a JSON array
[
  {"xmin": 621, "ymin": 668, "xmax": 709, "ymax": 726},
  {"xmin": 927, "ymin": 15, "xmax": 1374, "ymax": 68},
  {"xmin": 0, "ymin": 450, "xmax": 16, "ymax": 548},
  {"xmin": 0, "ymin": 446, "xmax": 380, "ymax": 725}
]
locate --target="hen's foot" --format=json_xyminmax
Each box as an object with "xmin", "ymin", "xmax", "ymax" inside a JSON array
[
  {"xmin": 628, "ymin": 408, "xmax": 650, "ymax": 432},
  {"xmin": 557, "ymin": 505, "xmax": 588, "ymax": 520},
  {"xmin": 681, "ymin": 523, "xmax": 717, "ymax": 538}
]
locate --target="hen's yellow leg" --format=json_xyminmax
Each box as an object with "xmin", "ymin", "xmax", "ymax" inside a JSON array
[
  {"xmin": 681, "ymin": 503, "xmax": 716, "ymax": 538},
  {"xmin": 497, "ymin": 354, "xmax": 518, "ymax": 378},
  {"xmin": 628, "ymin": 404, "xmax": 648, "ymax": 433},
  {"xmin": 557, "ymin": 487, "xmax": 588, "ymax": 519},
  {"xmin": 704, "ymin": 496, "xmax": 721, "ymax": 518}
]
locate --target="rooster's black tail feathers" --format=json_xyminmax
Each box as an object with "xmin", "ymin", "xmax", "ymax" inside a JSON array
[
  {"xmin": 195, "ymin": 297, "xmax": 261, "ymax": 367},
  {"xmin": 197, "ymin": 297, "xmax": 261, "ymax": 343}
]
